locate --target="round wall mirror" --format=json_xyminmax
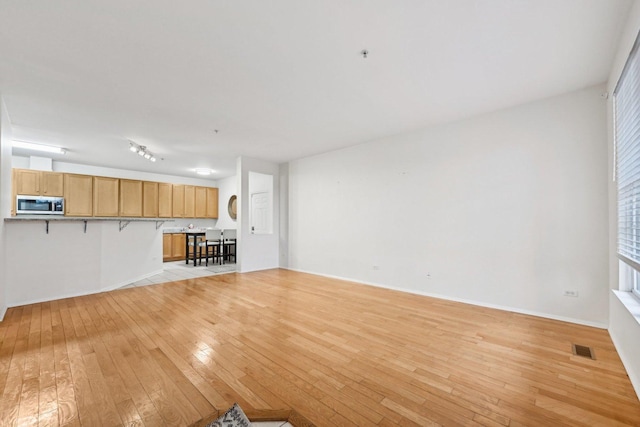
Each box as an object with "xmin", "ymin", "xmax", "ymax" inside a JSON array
[{"xmin": 228, "ymin": 195, "xmax": 237, "ymax": 220}]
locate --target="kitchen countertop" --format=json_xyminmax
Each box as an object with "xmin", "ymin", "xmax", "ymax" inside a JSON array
[
  {"xmin": 6, "ymin": 216, "xmax": 174, "ymax": 222},
  {"xmin": 162, "ymin": 227, "xmax": 209, "ymax": 234}
]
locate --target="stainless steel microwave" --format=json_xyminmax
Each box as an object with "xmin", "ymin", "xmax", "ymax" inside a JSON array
[{"xmin": 16, "ymin": 195, "xmax": 64, "ymax": 215}]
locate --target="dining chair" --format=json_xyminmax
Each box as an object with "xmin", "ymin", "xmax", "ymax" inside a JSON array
[
  {"xmin": 222, "ymin": 229, "xmax": 237, "ymax": 264},
  {"xmin": 199, "ymin": 229, "xmax": 222, "ymax": 266}
]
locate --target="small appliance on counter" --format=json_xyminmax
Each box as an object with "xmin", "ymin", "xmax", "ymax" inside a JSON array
[{"xmin": 16, "ymin": 195, "xmax": 64, "ymax": 215}]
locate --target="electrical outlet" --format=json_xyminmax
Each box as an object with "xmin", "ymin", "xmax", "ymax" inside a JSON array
[{"xmin": 563, "ymin": 290, "xmax": 579, "ymax": 297}]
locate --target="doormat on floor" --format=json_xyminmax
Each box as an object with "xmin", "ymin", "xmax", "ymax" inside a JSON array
[{"xmin": 206, "ymin": 264, "xmax": 237, "ymax": 274}]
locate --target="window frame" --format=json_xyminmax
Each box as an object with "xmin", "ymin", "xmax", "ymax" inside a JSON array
[{"xmin": 615, "ymin": 30, "xmax": 640, "ymax": 299}]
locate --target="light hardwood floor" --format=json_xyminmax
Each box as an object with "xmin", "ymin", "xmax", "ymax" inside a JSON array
[{"xmin": 1, "ymin": 269, "xmax": 639, "ymax": 426}]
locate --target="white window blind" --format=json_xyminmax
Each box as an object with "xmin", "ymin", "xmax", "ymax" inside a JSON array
[{"xmin": 616, "ymin": 35, "xmax": 640, "ymax": 268}]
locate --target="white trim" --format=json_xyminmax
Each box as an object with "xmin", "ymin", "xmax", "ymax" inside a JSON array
[
  {"xmin": 7, "ymin": 268, "xmax": 164, "ymax": 307},
  {"xmin": 284, "ymin": 267, "xmax": 608, "ymax": 329},
  {"xmin": 239, "ymin": 266, "xmax": 279, "ymax": 274},
  {"xmin": 610, "ymin": 290, "xmax": 640, "ymax": 400},
  {"xmin": 0, "ymin": 305, "xmax": 7, "ymax": 322},
  {"xmin": 612, "ymin": 289, "xmax": 640, "ymax": 326}
]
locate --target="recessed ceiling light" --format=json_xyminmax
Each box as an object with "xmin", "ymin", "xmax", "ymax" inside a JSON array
[
  {"xmin": 13, "ymin": 140, "xmax": 66, "ymax": 154},
  {"xmin": 195, "ymin": 168, "xmax": 213, "ymax": 176}
]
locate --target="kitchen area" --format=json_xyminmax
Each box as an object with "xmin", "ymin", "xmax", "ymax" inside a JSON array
[{"xmin": 4, "ymin": 157, "xmax": 239, "ymax": 307}]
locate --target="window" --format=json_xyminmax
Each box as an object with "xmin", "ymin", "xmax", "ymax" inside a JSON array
[{"xmin": 615, "ymin": 32, "xmax": 640, "ymax": 296}]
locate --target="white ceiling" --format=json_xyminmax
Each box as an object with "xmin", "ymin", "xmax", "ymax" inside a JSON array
[{"xmin": 0, "ymin": 0, "xmax": 632, "ymax": 179}]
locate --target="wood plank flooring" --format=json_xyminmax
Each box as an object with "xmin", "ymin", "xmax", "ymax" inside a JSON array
[{"xmin": 1, "ymin": 269, "xmax": 639, "ymax": 426}]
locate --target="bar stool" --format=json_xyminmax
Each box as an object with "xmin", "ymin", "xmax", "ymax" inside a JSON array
[
  {"xmin": 199, "ymin": 229, "xmax": 222, "ymax": 266},
  {"xmin": 222, "ymin": 229, "xmax": 237, "ymax": 264}
]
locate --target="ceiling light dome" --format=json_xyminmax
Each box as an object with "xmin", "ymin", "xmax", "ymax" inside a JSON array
[{"xmin": 195, "ymin": 168, "xmax": 213, "ymax": 176}]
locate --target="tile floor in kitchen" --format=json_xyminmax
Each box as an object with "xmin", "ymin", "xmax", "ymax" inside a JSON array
[{"xmin": 121, "ymin": 260, "xmax": 237, "ymax": 289}]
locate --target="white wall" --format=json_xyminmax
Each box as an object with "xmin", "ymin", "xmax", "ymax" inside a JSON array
[
  {"xmin": 288, "ymin": 84, "xmax": 608, "ymax": 327},
  {"xmin": 5, "ymin": 220, "xmax": 163, "ymax": 306},
  {"xmin": 215, "ymin": 175, "xmax": 238, "ymax": 231},
  {"xmin": 237, "ymin": 157, "xmax": 280, "ymax": 273},
  {"xmin": 0, "ymin": 97, "xmax": 12, "ymax": 319},
  {"xmin": 607, "ymin": 0, "xmax": 640, "ymax": 399}
]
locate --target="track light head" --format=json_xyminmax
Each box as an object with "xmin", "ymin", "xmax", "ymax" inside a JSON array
[{"xmin": 129, "ymin": 141, "xmax": 156, "ymax": 162}]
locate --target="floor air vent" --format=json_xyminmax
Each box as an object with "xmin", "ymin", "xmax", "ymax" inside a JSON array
[{"xmin": 572, "ymin": 344, "xmax": 596, "ymax": 360}]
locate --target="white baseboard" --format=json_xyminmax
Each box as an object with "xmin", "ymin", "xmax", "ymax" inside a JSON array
[
  {"xmin": 0, "ymin": 305, "xmax": 7, "ymax": 322},
  {"xmin": 239, "ymin": 265, "xmax": 279, "ymax": 274},
  {"xmin": 283, "ymin": 267, "xmax": 607, "ymax": 329}
]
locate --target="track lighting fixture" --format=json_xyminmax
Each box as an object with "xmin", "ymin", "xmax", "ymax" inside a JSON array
[{"xmin": 129, "ymin": 141, "xmax": 156, "ymax": 162}]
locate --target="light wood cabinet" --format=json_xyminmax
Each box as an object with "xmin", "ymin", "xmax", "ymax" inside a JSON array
[
  {"xmin": 194, "ymin": 187, "xmax": 207, "ymax": 218},
  {"xmin": 64, "ymin": 174, "xmax": 93, "ymax": 216},
  {"xmin": 93, "ymin": 176, "xmax": 119, "ymax": 217},
  {"xmin": 163, "ymin": 233, "xmax": 187, "ymax": 261},
  {"xmin": 143, "ymin": 181, "xmax": 159, "ymax": 218},
  {"xmin": 158, "ymin": 183, "xmax": 172, "ymax": 218},
  {"xmin": 15, "ymin": 169, "xmax": 41, "ymax": 195},
  {"xmin": 184, "ymin": 185, "xmax": 195, "ymax": 218},
  {"xmin": 12, "ymin": 168, "xmax": 218, "ymax": 219},
  {"xmin": 163, "ymin": 234, "xmax": 172, "ymax": 261},
  {"xmin": 119, "ymin": 179, "xmax": 143, "ymax": 217},
  {"xmin": 14, "ymin": 169, "xmax": 64, "ymax": 196},
  {"xmin": 41, "ymin": 172, "xmax": 64, "ymax": 196},
  {"xmin": 172, "ymin": 185, "xmax": 184, "ymax": 218},
  {"xmin": 171, "ymin": 233, "xmax": 186, "ymax": 259},
  {"xmin": 206, "ymin": 187, "xmax": 219, "ymax": 219}
]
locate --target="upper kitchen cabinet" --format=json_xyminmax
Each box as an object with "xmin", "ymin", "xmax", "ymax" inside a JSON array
[
  {"xmin": 143, "ymin": 181, "xmax": 159, "ymax": 218},
  {"xmin": 41, "ymin": 172, "xmax": 64, "ymax": 196},
  {"xmin": 14, "ymin": 167, "xmax": 219, "ymax": 219},
  {"xmin": 184, "ymin": 185, "xmax": 195, "ymax": 218},
  {"xmin": 120, "ymin": 179, "xmax": 143, "ymax": 217},
  {"xmin": 15, "ymin": 169, "xmax": 40, "ymax": 195},
  {"xmin": 64, "ymin": 174, "xmax": 93, "ymax": 216},
  {"xmin": 172, "ymin": 184, "xmax": 185, "ymax": 217},
  {"xmin": 93, "ymin": 176, "xmax": 119, "ymax": 217},
  {"xmin": 14, "ymin": 169, "xmax": 64, "ymax": 196},
  {"xmin": 206, "ymin": 187, "xmax": 219, "ymax": 218},
  {"xmin": 158, "ymin": 183, "xmax": 172, "ymax": 218},
  {"xmin": 194, "ymin": 186, "xmax": 207, "ymax": 218}
]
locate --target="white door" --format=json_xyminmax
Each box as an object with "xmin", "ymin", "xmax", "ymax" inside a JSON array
[{"xmin": 251, "ymin": 192, "xmax": 270, "ymax": 234}]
